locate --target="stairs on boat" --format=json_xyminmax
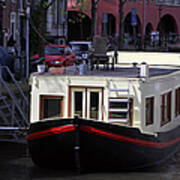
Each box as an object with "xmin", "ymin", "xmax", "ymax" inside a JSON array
[
  {"xmin": 0, "ymin": 66, "xmax": 29, "ymax": 143},
  {"xmin": 108, "ymin": 80, "xmax": 130, "ymax": 123}
]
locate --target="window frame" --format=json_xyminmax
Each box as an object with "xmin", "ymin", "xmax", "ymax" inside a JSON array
[
  {"xmin": 175, "ymin": 87, "xmax": 180, "ymax": 117},
  {"xmin": 87, "ymin": 89, "xmax": 100, "ymax": 120},
  {"xmin": 39, "ymin": 95, "xmax": 64, "ymax": 120},
  {"xmin": 161, "ymin": 91, "xmax": 172, "ymax": 126},
  {"xmin": 69, "ymin": 86, "xmax": 104, "ymax": 120},
  {"xmin": 145, "ymin": 96, "xmax": 154, "ymax": 126},
  {"xmin": 108, "ymin": 98, "xmax": 133, "ymax": 125}
]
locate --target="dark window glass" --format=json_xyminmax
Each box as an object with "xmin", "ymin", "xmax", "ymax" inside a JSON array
[
  {"xmin": 71, "ymin": 44, "xmax": 89, "ymax": 52},
  {"xmin": 90, "ymin": 92, "xmax": 99, "ymax": 119},
  {"xmin": 110, "ymin": 112, "xmax": 127, "ymax": 119},
  {"xmin": 175, "ymin": 88, "xmax": 180, "ymax": 117},
  {"xmin": 74, "ymin": 92, "xmax": 83, "ymax": 117},
  {"xmin": 109, "ymin": 99, "xmax": 129, "ymax": 120},
  {"xmin": 161, "ymin": 91, "xmax": 171, "ymax": 126},
  {"xmin": 45, "ymin": 46, "xmax": 64, "ymax": 55},
  {"xmin": 40, "ymin": 96, "xmax": 62, "ymax": 119},
  {"xmin": 145, "ymin": 97, "xmax": 154, "ymax": 125}
]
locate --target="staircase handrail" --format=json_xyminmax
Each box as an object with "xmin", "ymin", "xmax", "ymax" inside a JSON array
[
  {"xmin": 0, "ymin": 80, "xmax": 29, "ymax": 126},
  {"xmin": 0, "ymin": 66, "xmax": 28, "ymax": 106},
  {"xmin": 0, "ymin": 66, "xmax": 29, "ymax": 126}
]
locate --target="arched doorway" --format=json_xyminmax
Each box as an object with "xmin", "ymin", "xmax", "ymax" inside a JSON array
[
  {"xmin": 157, "ymin": 14, "xmax": 178, "ymax": 44},
  {"xmin": 68, "ymin": 11, "xmax": 91, "ymax": 41},
  {"xmin": 107, "ymin": 14, "xmax": 116, "ymax": 36},
  {"xmin": 145, "ymin": 23, "xmax": 153, "ymax": 42},
  {"xmin": 101, "ymin": 13, "xmax": 116, "ymax": 37},
  {"xmin": 157, "ymin": 14, "xmax": 178, "ymax": 34},
  {"xmin": 145, "ymin": 23, "xmax": 153, "ymax": 36}
]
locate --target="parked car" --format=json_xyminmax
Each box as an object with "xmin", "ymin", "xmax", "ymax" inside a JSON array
[
  {"xmin": 45, "ymin": 44, "xmax": 76, "ymax": 67},
  {"xmin": 0, "ymin": 46, "xmax": 14, "ymax": 80},
  {"xmin": 69, "ymin": 41, "xmax": 92, "ymax": 63}
]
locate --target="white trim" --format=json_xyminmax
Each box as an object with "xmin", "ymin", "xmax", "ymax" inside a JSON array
[
  {"xmin": 87, "ymin": 88, "xmax": 102, "ymax": 120},
  {"xmin": 71, "ymin": 88, "xmax": 86, "ymax": 118}
]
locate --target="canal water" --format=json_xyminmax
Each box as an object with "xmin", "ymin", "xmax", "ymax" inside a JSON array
[{"xmin": 0, "ymin": 142, "xmax": 179, "ymax": 180}]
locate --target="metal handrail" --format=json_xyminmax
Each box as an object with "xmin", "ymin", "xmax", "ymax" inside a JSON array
[
  {"xmin": 0, "ymin": 66, "xmax": 28, "ymax": 105},
  {"xmin": 0, "ymin": 66, "xmax": 29, "ymax": 126}
]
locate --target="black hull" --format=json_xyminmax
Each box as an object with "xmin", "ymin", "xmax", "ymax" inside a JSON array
[
  {"xmin": 27, "ymin": 118, "xmax": 180, "ymax": 171},
  {"xmin": 27, "ymin": 119, "xmax": 76, "ymax": 169}
]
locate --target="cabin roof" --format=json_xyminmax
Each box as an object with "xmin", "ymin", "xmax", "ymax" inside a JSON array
[
  {"xmin": 33, "ymin": 66, "xmax": 180, "ymax": 79},
  {"xmin": 86, "ymin": 67, "xmax": 180, "ymax": 78}
]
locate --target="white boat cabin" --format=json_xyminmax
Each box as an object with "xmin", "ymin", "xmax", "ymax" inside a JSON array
[{"xmin": 30, "ymin": 54, "xmax": 180, "ymax": 136}]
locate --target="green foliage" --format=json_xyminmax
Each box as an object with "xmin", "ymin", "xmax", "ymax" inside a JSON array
[
  {"xmin": 69, "ymin": 0, "xmax": 88, "ymax": 24},
  {"xmin": 30, "ymin": 0, "xmax": 55, "ymax": 55},
  {"xmin": 71, "ymin": 0, "xmax": 88, "ymax": 11}
]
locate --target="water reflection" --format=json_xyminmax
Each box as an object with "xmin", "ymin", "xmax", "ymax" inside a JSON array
[{"xmin": 0, "ymin": 142, "xmax": 179, "ymax": 180}]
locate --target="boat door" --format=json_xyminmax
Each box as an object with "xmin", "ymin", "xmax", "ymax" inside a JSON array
[
  {"xmin": 71, "ymin": 88, "xmax": 86, "ymax": 118},
  {"xmin": 69, "ymin": 87, "xmax": 104, "ymax": 120}
]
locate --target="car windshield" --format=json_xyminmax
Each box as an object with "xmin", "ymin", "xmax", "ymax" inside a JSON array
[
  {"xmin": 71, "ymin": 44, "xmax": 89, "ymax": 52},
  {"xmin": 45, "ymin": 46, "xmax": 64, "ymax": 55}
]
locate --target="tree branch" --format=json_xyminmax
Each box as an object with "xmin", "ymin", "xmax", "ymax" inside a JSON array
[
  {"xmin": 44, "ymin": 0, "xmax": 56, "ymax": 10},
  {"xmin": 39, "ymin": 0, "xmax": 56, "ymax": 10}
]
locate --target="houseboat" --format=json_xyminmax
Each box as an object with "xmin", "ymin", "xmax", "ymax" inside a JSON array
[{"xmin": 27, "ymin": 52, "xmax": 180, "ymax": 171}]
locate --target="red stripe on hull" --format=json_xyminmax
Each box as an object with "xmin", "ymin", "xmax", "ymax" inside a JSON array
[
  {"xmin": 26, "ymin": 125, "xmax": 75, "ymax": 141},
  {"xmin": 80, "ymin": 126, "xmax": 180, "ymax": 149}
]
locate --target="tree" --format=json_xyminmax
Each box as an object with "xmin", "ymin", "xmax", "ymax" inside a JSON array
[
  {"xmin": 88, "ymin": 0, "xmax": 127, "ymax": 45},
  {"xmin": 71, "ymin": 0, "xmax": 99, "ymax": 38},
  {"xmin": 30, "ymin": 0, "xmax": 56, "ymax": 56},
  {"xmin": 30, "ymin": 0, "xmax": 127, "ymax": 52},
  {"xmin": 91, "ymin": 0, "xmax": 99, "ymax": 38},
  {"xmin": 30, "ymin": 0, "xmax": 88, "ymax": 54}
]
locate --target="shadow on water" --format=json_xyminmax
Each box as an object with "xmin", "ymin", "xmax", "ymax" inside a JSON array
[{"xmin": 0, "ymin": 142, "xmax": 179, "ymax": 180}]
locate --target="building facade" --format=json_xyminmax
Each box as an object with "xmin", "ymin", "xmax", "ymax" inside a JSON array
[
  {"xmin": 1, "ymin": 1, "xmax": 179, "ymax": 49},
  {"xmin": 46, "ymin": 0, "xmax": 68, "ymax": 44},
  {"xmin": 0, "ymin": 0, "xmax": 30, "ymax": 54},
  {"xmin": 67, "ymin": 0, "xmax": 180, "ymax": 42}
]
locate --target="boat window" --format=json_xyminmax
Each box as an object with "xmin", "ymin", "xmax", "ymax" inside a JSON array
[
  {"xmin": 40, "ymin": 95, "xmax": 63, "ymax": 120},
  {"xmin": 70, "ymin": 87, "xmax": 103, "ymax": 120},
  {"xmin": 74, "ymin": 91, "xmax": 83, "ymax": 117},
  {"xmin": 145, "ymin": 97, "xmax": 154, "ymax": 126},
  {"xmin": 161, "ymin": 91, "xmax": 171, "ymax": 126},
  {"xmin": 109, "ymin": 98, "xmax": 132, "ymax": 125},
  {"xmin": 175, "ymin": 87, "xmax": 180, "ymax": 117},
  {"xmin": 90, "ymin": 92, "xmax": 99, "ymax": 119}
]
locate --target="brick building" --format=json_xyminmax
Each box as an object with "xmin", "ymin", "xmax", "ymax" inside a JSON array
[
  {"xmin": 67, "ymin": 0, "xmax": 180, "ymax": 42},
  {"xmin": 0, "ymin": 0, "xmax": 30, "ymax": 54}
]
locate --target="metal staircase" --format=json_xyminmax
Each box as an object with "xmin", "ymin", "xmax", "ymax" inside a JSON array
[
  {"xmin": 108, "ymin": 80, "xmax": 130, "ymax": 123},
  {"xmin": 0, "ymin": 66, "xmax": 29, "ymax": 143}
]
